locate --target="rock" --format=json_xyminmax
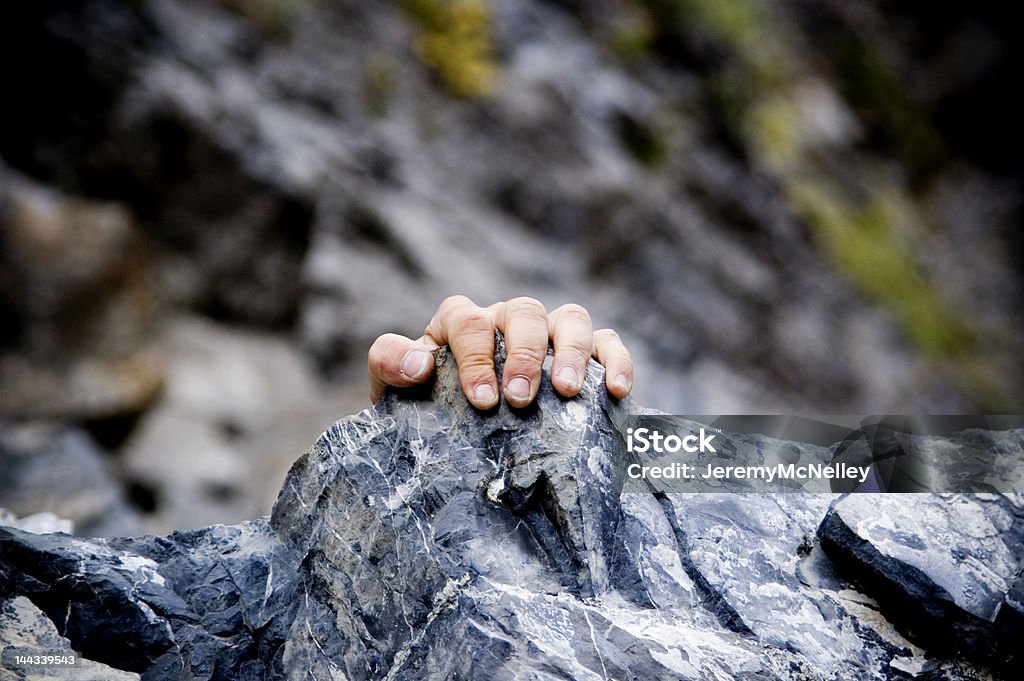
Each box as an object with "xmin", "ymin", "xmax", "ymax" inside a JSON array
[
  {"xmin": 0, "ymin": 596, "xmax": 139, "ymax": 680},
  {"xmin": 819, "ymin": 493, "xmax": 1024, "ymax": 672},
  {"xmin": 0, "ymin": 421, "xmax": 143, "ymax": 537},
  {"xmin": 0, "ymin": 166, "xmax": 161, "ymax": 420},
  {"xmin": 117, "ymin": 314, "xmax": 367, "ymax": 535},
  {"xmin": 0, "ymin": 338, "xmax": 1010, "ymax": 679},
  {"xmin": 0, "ymin": 510, "xmax": 73, "ymax": 536}
]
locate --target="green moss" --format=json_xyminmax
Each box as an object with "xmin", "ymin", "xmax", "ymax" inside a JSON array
[
  {"xmin": 789, "ymin": 182, "xmax": 974, "ymax": 358},
  {"xmin": 400, "ymin": 0, "xmax": 498, "ymax": 97},
  {"xmin": 747, "ymin": 95, "xmax": 800, "ymax": 170},
  {"xmin": 639, "ymin": 0, "xmax": 793, "ymax": 85},
  {"xmin": 682, "ymin": 0, "xmax": 767, "ymax": 61}
]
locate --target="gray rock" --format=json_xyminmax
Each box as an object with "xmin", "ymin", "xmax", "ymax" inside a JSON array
[
  {"xmin": 0, "ymin": 596, "xmax": 139, "ymax": 680},
  {"xmin": 0, "ymin": 510, "xmax": 73, "ymax": 536},
  {"xmin": 819, "ymin": 493, "xmax": 1024, "ymax": 672},
  {"xmin": 116, "ymin": 314, "xmax": 368, "ymax": 535},
  {"xmin": 0, "ymin": 340, "xmax": 1011, "ymax": 679},
  {"xmin": 0, "ymin": 421, "xmax": 143, "ymax": 538}
]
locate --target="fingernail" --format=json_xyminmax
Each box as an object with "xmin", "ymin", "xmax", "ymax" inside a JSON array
[
  {"xmin": 473, "ymin": 384, "xmax": 497, "ymax": 406},
  {"xmin": 400, "ymin": 350, "xmax": 431, "ymax": 379},
  {"xmin": 506, "ymin": 376, "xmax": 531, "ymax": 403},
  {"xmin": 556, "ymin": 365, "xmax": 579, "ymax": 389},
  {"xmin": 615, "ymin": 373, "xmax": 631, "ymax": 392}
]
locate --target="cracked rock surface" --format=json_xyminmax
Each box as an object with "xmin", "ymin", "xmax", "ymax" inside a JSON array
[{"xmin": 1, "ymin": 341, "xmax": 1019, "ymax": 680}]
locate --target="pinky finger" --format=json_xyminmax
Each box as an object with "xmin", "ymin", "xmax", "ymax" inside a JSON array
[{"xmin": 593, "ymin": 328, "xmax": 633, "ymax": 399}]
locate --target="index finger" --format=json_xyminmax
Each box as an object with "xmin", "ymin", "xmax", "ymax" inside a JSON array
[{"xmin": 424, "ymin": 295, "xmax": 500, "ymax": 409}]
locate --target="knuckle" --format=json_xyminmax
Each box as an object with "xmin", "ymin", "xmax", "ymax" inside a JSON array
[
  {"xmin": 506, "ymin": 298, "xmax": 549, "ymax": 329},
  {"xmin": 594, "ymin": 328, "xmax": 621, "ymax": 343},
  {"xmin": 441, "ymin": 294, "xmax": 474, "ymax": 309},
  {"xmin": 437, "ymin": 295, "xmax": 476, "ymax": 322},
  {"xmin": 556, "ymin": 303, "xmax": 592, "ymax": 325},
  {"xmin": 367, "ymin": 333, "xmax": 405, "ymax": 373},
  {"xmin": 367, "ymin": 348, "xmax": 389, "ymax": 375},
  {"xmin": 458, "ymin": 355, "xmax": 496, "ymax": 378},
  {"xmin": 452, "ymin": 310, "xmax": 492, "ymax": 338},
  {"xmin": 508, "ymin": 296, "xmax": 547, "ymax": 314},
  {"xmin": 563, "ymin": 339, "xmax": 593, "ymax": 361},
  {"xmin": 507, "ymin": 347, "xmax": 547, "ymax": 367}
]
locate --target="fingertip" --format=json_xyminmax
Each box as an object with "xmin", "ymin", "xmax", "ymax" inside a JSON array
[
  {"xmin": 498, "ymin": 297, "xmax": 549, "ymax": 407},
  {"xmin": 608, "ymin": 371, "xmax": 632, "ymax": 399},
  {"xmin": 470, "ymin": 382, "xmax": 499, "ymax": 409},
  {"xmin": 552, "ymin": 364, "xmax": 582, "ymax": 397},
  {"xmin": 400, "ymin": 349, "xmax": 433, "ymax": 381},
  {"xmin": 503, "ymin": 374, "xmax": 536, "ymax": 407}
]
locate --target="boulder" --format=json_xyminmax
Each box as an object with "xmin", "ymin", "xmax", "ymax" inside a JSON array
[
  {"xmin": 0, "ymin": 340, "xmax": 1011, "ymax": 680},
  {"xmin": 819, "ymin": 493, "xmax": 1024, "ymax": 671}
]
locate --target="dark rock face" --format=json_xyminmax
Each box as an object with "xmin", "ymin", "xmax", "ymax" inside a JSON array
[
  {"xmin": 819, "ymin": 494, "xmax": 1024, "ymax": 671},
  {"xmin": 0, "ymin": 344, "xmax": 1015, "ymax": 680}
]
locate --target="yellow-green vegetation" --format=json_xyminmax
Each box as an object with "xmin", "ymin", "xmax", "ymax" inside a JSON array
[
  {"xmin": 631, "ymin": 0, "xmax": 996, "ymax": 400},
  {"xmin": 681, "ymin": 0, "xmax": 794, "ymax": 88},
  {"xmin": 400, "ymin": 0, "xmax": 498, "ymax": 97},
  {"xmin": 746, "ymin": 95, "xmax": 801, "ymax": 171},
  {"xmin": 789, "ymin": 182, "xmax": 973, "ymax": 358},
  {"xmin": 608, "ymin": 9, "xmax": 655, "ymax": 62},
  {"xmin": 643, "ymin": 1, "xmax": 978, "ymax": 356}
]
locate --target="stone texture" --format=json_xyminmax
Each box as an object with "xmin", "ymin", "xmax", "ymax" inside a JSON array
[
  {"xmin": 818, "ymin": 493, "xmax": 1024, "ymax": 672},
  {"xmin": 1, "ymin": 340, "xmax": 1014, "ymax": 680},
  {"xmin": 0, "ymin": 596, "xmax": 139, "ymax": 680}
]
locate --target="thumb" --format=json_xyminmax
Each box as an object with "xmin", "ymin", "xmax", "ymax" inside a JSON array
[{"xmin": 367, "ymin": 333, "xmax": 438, "ymax": 403}]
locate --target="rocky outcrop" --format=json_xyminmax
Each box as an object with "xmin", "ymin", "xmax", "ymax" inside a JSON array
[
  {"xmin": 0, "ymin": 597, "xmax": 139, "ymax": 681},
  {"xmin": 1, "ymin": 342, "xmax": 1015, "ymax": 679},
  {"xmin": 4, "ymin": 0, "xmax": 1024, "ymax": 536},
  {"xmin": 819, "ymin": 494, "xmax": 1024, "ymax": 671}
]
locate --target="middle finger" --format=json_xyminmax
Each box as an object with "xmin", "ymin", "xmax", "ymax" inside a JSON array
[{"xmin": 491, "ymin": 297, "xmax": 549, "ymax": 407}]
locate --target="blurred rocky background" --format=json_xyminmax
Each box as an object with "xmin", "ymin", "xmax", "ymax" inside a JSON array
[{"xmin": 1, "ymin": 0, "xmax": 1021, "ymax": 536}]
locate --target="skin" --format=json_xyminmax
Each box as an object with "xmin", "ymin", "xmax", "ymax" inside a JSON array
[{"xmin": 367, "ymin": 296, "xmax": 634, "ymax": 408}]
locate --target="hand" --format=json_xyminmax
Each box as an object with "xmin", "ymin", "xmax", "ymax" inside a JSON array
[{"xmin": 368, "ymin": 296, "xmax": 633, "ymax": 408}]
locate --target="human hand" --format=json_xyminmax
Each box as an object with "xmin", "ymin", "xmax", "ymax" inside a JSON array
[{"xmin": 368, "ymin": 296, "xmax": 633, "ymax": 408}]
